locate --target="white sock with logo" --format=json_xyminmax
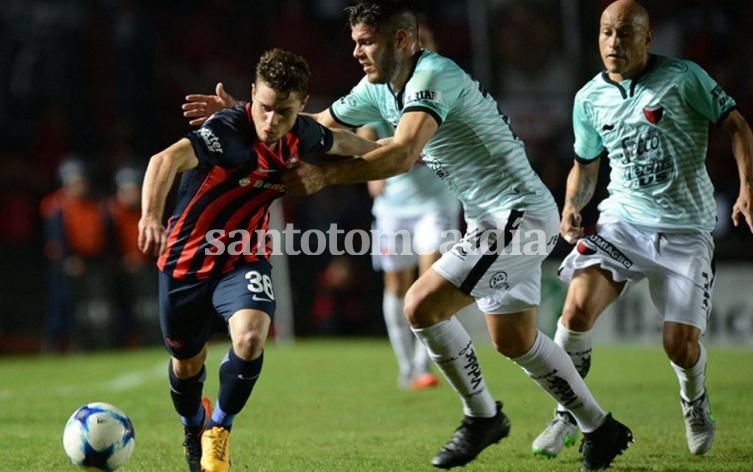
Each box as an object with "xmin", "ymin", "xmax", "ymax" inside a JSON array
[
  {"xmin": 671, "ymin": 341, "xmax": 707, "ymax": 403},
  {"xmin": 511, "ymin": 331, "xmax": 606, "ymax": 432},
  {"xmin": 412, "ymin": 317, "xmax": 496, "ymax": 417},
  {"xmin": 553, "ymin": 316, "xmax": 593, "ymax": 413},
  {"xmin": 382, "ymin": 292, "xmax": 414, "ymax": 381}
]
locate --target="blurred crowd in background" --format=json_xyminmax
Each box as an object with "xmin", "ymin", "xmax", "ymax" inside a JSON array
[{"xmin": 1, "ymin": 0, "xmax": 752, "ymax": 353}]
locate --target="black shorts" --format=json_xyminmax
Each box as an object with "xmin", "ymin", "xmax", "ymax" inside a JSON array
[{"xmin": 158, "ymin": 261, "xmax": 276, "ymax": 359}]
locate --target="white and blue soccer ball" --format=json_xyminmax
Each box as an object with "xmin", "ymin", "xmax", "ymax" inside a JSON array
[{"xmin": 63, "ymin": 402, "xmax": 135, "ymax": 471}]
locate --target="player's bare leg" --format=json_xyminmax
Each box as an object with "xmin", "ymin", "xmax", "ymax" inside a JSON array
[{"xmin": 383, "ymin": 267, "xmax": 421, "ymax": 388}]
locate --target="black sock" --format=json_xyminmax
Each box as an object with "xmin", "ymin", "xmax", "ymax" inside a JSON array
[
  {"xmin": 214, "ymin": 350, "xmax": 263, "ymax": 428},
  {"xmin": 168, "ymin": 361, "xmax": 206, "ymax": 428}
]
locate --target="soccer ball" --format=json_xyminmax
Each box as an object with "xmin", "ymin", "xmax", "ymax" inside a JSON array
[{"xmin": 63, "ymin": 402, "xmax": 136, "ymax": 471}]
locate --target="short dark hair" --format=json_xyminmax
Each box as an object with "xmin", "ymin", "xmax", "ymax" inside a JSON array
[
  {"xmin": 255, "ymin": 48, "xmax": 310, "ymax": 98},
  {"xmin": 345, "ymin": 0, "xmax": 417, "ymax": 35}
]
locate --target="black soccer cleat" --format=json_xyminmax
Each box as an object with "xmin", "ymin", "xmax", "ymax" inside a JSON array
[
  {"xmin": 183, "ymin": 429, "xmax": 202, "ymax": 472},
  {"xmin": 431, "ymin": 401, "xmax": 511, "ymax": 469},
  {"xmin": 183, "ymin": 396, "xmax": 212, "ymax": 472},
  {"xmin": 579, "ymin": 413, "xmax": 633, "ymax": 471}
]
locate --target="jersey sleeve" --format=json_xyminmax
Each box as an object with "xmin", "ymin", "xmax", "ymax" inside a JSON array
[
  {"xmin": 329, "ymin": 76, "xmax": 383, "ymax": 128},
  {"xmin": 402, "ymin": 62, "xmax": 463, "ymax": 126},
  {"xmin": 294, "ymin": 115, "xmax": 334, "ymax": 154},
  {"xmin": 572, "ymin": 94, "xmax": 604, "ymax": 161},
  {"xmin": 680, "ymin": 60, "xmax": 737, "ymax": 125},
  {"xmin": 186, "ymin": 104, "xmax": 253, "ymax": 169}
]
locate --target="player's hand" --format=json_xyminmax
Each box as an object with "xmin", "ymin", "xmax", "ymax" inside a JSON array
[
  {"xmin": 282, "ymin": 162, "xmax": 328, "ymax": 196},
  {"xmin": 182, "ymin": 82, "xmax": 236, "ymax": 127},
  {"xmin": 138, "ymin": 216, "xmax": 167, "ymax": 257},
  {"xmin": 367, "ymin": 180, "xmax": 386, "ymax": 198},
  {"xmin": 560, "ymin": 204, "xmax": 584, "ymax": 244},
  {"xmin": 731, "ymin": 182, "xmax": 753, "ymax": 233}
]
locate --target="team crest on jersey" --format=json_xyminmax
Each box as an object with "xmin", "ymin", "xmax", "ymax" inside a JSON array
[
  {"xmin": 643, "ymin": 105, "xmax": 664, "ymax": 125},
  {"xmin": 489, "ymin": 271, "xmax": 510, "ymax": 290}
]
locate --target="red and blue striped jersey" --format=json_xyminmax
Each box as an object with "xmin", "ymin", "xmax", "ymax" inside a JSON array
[{"xmin": 158, "ymin": 103, "xmax": 333, "ymax": 280}]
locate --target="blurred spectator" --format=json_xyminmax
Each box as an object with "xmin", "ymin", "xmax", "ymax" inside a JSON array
[
  {"xmin": 106, "ymin": 165, "xmax": 153, "ymax": 347},
  {"xmin": 39, "ymin": 157, "xmax": 108, "ymax": 353}
]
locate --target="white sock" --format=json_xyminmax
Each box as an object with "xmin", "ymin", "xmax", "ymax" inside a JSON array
[
  {"xmin": 412, "ymin": 317, "xmax": 496, "ymax": 417},
  {"xmin": 412, "ymin": 338, "xmax": 432, "ymax": 377},
  {"xmin": 671, "ymin": 342, "xmax": 707, "ymax": 402},
  {"xmin": 553, "ymin": 316, "xmax": 593, "ymax": 413},
  {"xmin": 383, "ymin": 292, "xmax": 414, "ymax": 379},
  {"xmin": 511, "ymin": 331, "xmax": 606, "ymax": 432}
]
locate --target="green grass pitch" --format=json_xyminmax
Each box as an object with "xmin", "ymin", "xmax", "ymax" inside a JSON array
[{"xmin": 1, "ymin": 340, "xmax": 751, "ymax": 471}]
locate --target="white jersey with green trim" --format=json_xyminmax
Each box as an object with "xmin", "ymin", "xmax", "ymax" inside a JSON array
[
  {"xmin": 364, "ymin": 119, "xmax": 459, "ymax": 218},
  {"xmin": 330, "ymin": 50, "xmax": 556, "ymax": 223},
  {"xmin": 573, "ymin": 55, "xmax": 736, "ymax": 232}
]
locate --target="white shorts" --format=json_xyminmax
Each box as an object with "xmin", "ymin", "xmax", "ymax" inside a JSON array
[
  {"xmin": 371, "ymin": 209, "xmax": 459, "ymax": 273},
  {"xmin": 559, "ymin": 216, "xmax": 715, "ymax": 332},
  {"xmin": 433, "ymin": 206, "xmax": 560, "ymax": 314}
]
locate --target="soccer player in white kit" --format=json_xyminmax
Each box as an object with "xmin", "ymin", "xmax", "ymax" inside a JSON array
[
  {"xmin": 362, "ymin": 119, "xmax": 460, "ymax": 390},
  {"xmin": 359, "ymin": 19, "xmax": 459, "ymax": 391},
  {"xmin": 182, "ymin": 2, "xmax": 634, "ymax": 470},
  {"xmin": 531, "ymin": 0, "xmax": 753, "ymax": 460}
]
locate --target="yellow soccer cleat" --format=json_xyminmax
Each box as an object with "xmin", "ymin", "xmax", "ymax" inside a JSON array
[{"xmin": 200, "ymin": 426, "xmax": 231, "ymax": 472}]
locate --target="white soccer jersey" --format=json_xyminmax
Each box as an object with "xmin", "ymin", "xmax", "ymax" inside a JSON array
[
  {"xmin": 330, "ymin": 50, "xmax": 556, "ymax": 223},
  {"xmin": 365, "ymin": 119, "xmax": 459, "ymax": 219},
  {"xmin": 573, "ymin": 55, "xmax": 737, "ymax": 232}
]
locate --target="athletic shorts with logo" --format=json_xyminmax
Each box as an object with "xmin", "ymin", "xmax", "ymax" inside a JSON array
[
  {"xmin": 559, "ymin": 215, "xmax": 714, "ymax": 332},
  {"xmin": 433, "ymin": 205, "xmax": 560, "ymax": 314},
  {"xmin": 372, "ymin": 208, "xmax": 459, "ymax": 273},
  {"xmin": 159, "ymin": 261, "xmax": 276, "ymax": 359}
]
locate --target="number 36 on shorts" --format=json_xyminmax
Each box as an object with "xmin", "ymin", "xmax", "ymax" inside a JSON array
[{"xmin": 245, "ymin": 270, "xmax": 275, "ymax": 300}]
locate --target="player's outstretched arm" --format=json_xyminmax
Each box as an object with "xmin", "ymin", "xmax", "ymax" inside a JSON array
[
  {"xmin": 561, "ymin": 158, "xmax": 600, "ymax": 244},
  {"xmin": 357, "ymin": 124, "xmax": 387, "ymax": 197},
  {"xmin": 138, "ymin": 139, "xmax": 199, "ymax": 256},
  {"xmin": 282, "ymin": 110, "xmax": 435, "ymax": 196},
  {"xmin": 722, "ymin": 110, "xmax": 753, "ymax": 232},
  {"xmin": 182, "ymin": 82, "xmax": 237, "ymax": 127},
  {"xmin": 327, "ymin": 128, "xmax": 380, "ymax": 158}
]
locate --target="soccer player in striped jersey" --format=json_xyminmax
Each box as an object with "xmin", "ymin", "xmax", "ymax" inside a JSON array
[
  {"xmin": 138, "ymin": 48, "xmax": 379, "ymax": 472},
  {"xmin": 532, "ymin": 0, "xmax": 753, "ymax": 461}
]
